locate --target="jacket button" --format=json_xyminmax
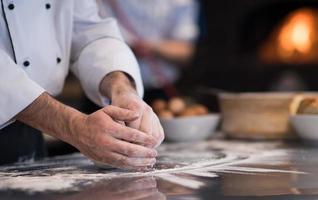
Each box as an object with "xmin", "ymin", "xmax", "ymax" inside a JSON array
[
  {"xmin": 56, "ymin": 57, "xmax": 61, "ymax": 64},
  {"xmin": 23, "ymin": 61, "xmax": 30, "ymax": 67},
  {"xmin": 45, "ymin": 3, "xmax": 51, "ymax": 9},
  {"xmin": 8, "ymin": 4, "xmax": 14, "ymax": 10}
]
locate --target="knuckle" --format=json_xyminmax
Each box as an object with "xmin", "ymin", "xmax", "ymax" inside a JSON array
[
  {"xmin": 99, "ymin": 136, "xmax": 111, "ymax": 147},
  {"xmin": 125, "ymin": 110, "xmax": 134, "ymax": 117},
  {"xmin": 130, "ymin": 132, "xmax": 139, "ymax": 142},
  {"xmin": 105, "ymin": 123, "xmax": 118, "ymax": 135}
]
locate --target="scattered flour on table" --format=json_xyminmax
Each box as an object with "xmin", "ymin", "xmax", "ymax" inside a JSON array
[{"xmin": 0, "ymin": 140, "xmax": 304, "ymax": 192}]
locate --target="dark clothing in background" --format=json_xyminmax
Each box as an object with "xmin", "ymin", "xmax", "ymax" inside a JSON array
[
  {"xmin": 0, "ymin": 122, "xmax": 46, "ymax": 165},
  {"xmin": 143, "ymin": 89, "xmax": 169, "ymax": 104}
]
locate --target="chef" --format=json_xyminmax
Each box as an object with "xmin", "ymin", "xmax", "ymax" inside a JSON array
[{"xmin": 0, "ymin": 1, "xmax": 164, "ymax": 170}]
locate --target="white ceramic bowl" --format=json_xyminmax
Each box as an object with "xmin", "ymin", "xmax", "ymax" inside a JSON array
[
  {"xmin": 160, "ymin": 114, "xmax": 220, "ymax": 142},
  {"xmin": 290, "ymin": 115, "xmax": 318, "ymax": 141}
]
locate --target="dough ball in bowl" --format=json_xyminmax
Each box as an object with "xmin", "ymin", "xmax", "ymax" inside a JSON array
[
  {"xmin": 151, "ymin": 99, "xmax": 167, "ymax": 113},
  {"xmin": 158, "ymin": 110, "xmax": 174, "ymax": 119},
  {"xmin": 168, "ymin": 97, "xmax": 186, "ymax": 115},
  {"xmin": 180, "ymin": 104, "xmax": 209, "ymax": 117}
]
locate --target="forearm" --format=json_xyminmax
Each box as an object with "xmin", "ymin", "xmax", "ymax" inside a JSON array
[
  {"xmin": 16, "ymin": 92, "xmax": 85, "ymax": 145},
  {"xmin": 153, "ymin": 41, "xmax": 195, "ymax": 63},
  {"xmin": 99, "ymin": 71, "xmax": 137, "ymax": 100}
]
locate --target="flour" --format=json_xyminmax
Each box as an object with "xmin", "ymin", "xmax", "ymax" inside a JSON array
[
  {"xmin": 0, "ymin": 176, "xmax": 76, "ymax": 192},
  {"xmin": 156, "ymin": 174, "xmax": 205, "ymax": 189},
  {"xmin": 0, "ymin": 140, "xmax": 305, "ymax": 193}
]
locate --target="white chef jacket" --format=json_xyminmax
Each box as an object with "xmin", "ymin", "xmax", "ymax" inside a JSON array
[
  {"xmin": 0, "ymin": 0, "xmax": 143, "ymax": 129},
  {"xmin": 97, "ymin": 0, "xmax": 199, "ymax": 88}
]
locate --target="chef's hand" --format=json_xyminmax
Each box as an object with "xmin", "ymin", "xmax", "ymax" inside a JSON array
[
  {"xmin": 100, "ymin": 72, "xmax": 165, "ymax": 148},
  {"xmin": 112, "ymin": 90, "xmax": 165, "ymax": 148},
  {"xmin": 71, "ymin": 105, "xmax": 158, "ymax": 170}
]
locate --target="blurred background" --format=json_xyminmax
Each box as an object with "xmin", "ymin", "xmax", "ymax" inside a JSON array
[
  {"xmin": 180, "ymin": 0, "xmax": 318, "ymax": 93},
  {"xmin": 49, "ymin": 0, "xmax": 318, "ymax": 155}
]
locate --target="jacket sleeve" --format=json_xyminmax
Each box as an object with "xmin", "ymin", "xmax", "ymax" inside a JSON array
[
  {"xmin": 71, "ymin": 0, "xmax": 143, "ymax": 107},
  {"xmin": 0, "ymin": 50, "xmax": 45, "ymax": 129}
]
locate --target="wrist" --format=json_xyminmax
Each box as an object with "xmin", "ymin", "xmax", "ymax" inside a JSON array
[
  {"xmin": 100, "ymin": 71, "xmax": 137, "ymax": 99},
  {"xmin": 66, "ymin": 110, "xmax": 88, "ymax": 146}
]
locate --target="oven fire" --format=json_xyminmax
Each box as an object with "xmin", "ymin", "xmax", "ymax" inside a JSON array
[{"xmin": 260, "ymin": 8, "xmax": 318, "ymax": 64}]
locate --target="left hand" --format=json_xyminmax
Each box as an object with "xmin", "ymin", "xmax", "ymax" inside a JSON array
[
  {"xmin": 111, "ymin": 89, "xmax": 164, "ymax": 148},
  {"xmin": 100, "ymin": 71, "xmax": 165, "ymax": 148}
]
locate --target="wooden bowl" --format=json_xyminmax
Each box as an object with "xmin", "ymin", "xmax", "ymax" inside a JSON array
[{"xmin": 219, "ymin": 92, "xmax": 296, "ymax": 140}]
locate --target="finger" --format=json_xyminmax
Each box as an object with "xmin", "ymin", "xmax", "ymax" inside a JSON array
[
  {"xmin": 142, "ymin": 118, "xmax": 157, "ymax": 149},
  {"xmin": 153, "ymin": 116, "xmax": 165, "ymax": 148},
  {"xmin": 103, "ymin": 105, "xmax": 139, "ymax": 122},
  {"xmin": 110, "ymin": 137, "xmax": 157, "ymax": 158},
  {"xmin": 147, "ymin": 115, "xmax": 164, "ymax": 148},
  {"xmin": 124, "ymin": 103, "xmax": 143, "ymax": 130},
  {"xmin": 112, "ymin": 123, "xmax": 157, "ymax": 147},
  {"xmin": 152, "ymin": 116, "xmax": 159, "ymax": 140},
  {"xmin": 124, "ymin": 157, "xmax": 157, "ymax": 168},
  {"xmin": 139, "ymin": 108, "xmax": 153, "ymax": 136},
  {"xmin": 114, "ymin": 120, "xmax": 125, "ymax": 126},
  {"xmin": 109, "ymin": 152, "xmax": 157, "ymax": 169},
  {"xmin": 126, "ymin": 117, "xmax": 141, "ymax": 131},
  {"xmin": 92, "ymin": 151, "xmax": 156, "ymax": 170}
]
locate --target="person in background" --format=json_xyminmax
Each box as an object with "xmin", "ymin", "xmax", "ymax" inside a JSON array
[
  {"xmin": 0, "ymin": 1, "xmax": 164, "ymax": 170},
  {"xmin": 97, "ymin": 0, "xmax": 199, "ymax": 102}
]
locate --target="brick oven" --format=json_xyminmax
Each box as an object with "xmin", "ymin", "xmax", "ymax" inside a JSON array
[{"xmin": 180, "ymin": 0, "xmax": 318, "ymax": 93}]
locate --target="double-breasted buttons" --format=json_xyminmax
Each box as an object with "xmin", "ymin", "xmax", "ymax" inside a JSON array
[
  {"xmin": 45, "ymin": 3, "xmax": 51, "ymax": 9},
  {"xmin": 56, "ymin": 57, "xmax": 61, "ymax": 64},
  {"xmin": 8, "ymin": 4, "xmax": 14, "ymax": 10},
  {"xmin": 23, "ymin": 61, "xmax": 30, "ymax": 67}
]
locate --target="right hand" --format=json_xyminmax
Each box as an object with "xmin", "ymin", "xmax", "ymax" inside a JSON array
[{"xmin": 70, "ymin": 105, "xmax": 158, "ymax": 170}]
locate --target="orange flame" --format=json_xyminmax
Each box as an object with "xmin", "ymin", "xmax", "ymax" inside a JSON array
[
  {"xmin": 260, "ymin": 8, "xmax": 318, "ymax": 64},
  {"xmin": 278, "ymin": 9, "xmax": 314, "ymax": 56}
]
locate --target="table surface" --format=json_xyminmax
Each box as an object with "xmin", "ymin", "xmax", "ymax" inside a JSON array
[{"xmin": 1, "ymin": 139, "xmax": 318, "ymax": 200}]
